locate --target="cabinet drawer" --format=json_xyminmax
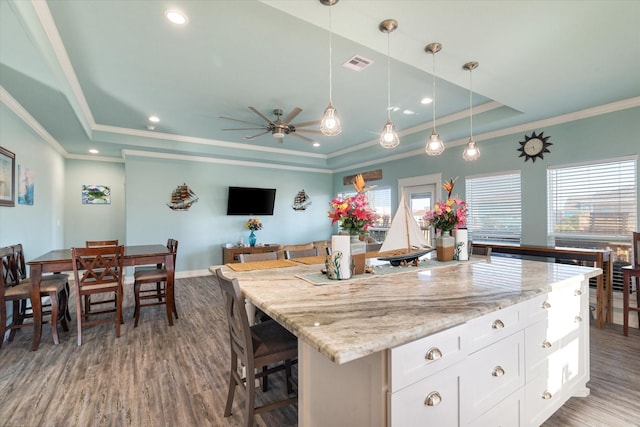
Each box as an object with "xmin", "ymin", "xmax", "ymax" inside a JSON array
[
  {"xmin": 468, "ymin": 386, "xmax": 524, "ymax": 427},
  {"xmin": 461, "ymin": 331, "xmax": 525, "ymax": 423},
  {"xmin": 390, "ymin": 323, "xmax": 466, "ymax": 392},
  {"xmin": 466, "ymin": 303, "xmax": 520, "ymax": 353},
  {"xmin": 389, "ymin": 362, "xmax": 460, "ymax": 427}
]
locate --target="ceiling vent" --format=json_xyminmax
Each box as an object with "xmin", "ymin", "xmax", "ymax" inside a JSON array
[{"xmin": 343, "ymin": 55, "xmax": 373, "ymax": 72}]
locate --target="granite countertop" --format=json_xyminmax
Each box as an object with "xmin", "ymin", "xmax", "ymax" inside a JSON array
[{"xmin": 212, "ymin": 256, "xmax": 601, "ymax": 364}]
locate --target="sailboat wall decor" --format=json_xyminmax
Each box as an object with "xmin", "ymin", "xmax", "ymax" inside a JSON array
[
  {"xmin": 378, "ymin": 193, "xmax": 434, "ymax": 266},
  {"xmin": 167, "ymin": 183, "xmax": 199, "ymax": 211},
  {"xmin": 292, "ymin": 189, "xmax": 312, "ymax": 211}
]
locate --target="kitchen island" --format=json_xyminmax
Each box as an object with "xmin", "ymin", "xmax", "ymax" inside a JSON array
[{"xmin": 213, "ymin": 256, "xmax": 601, "ymax": 426}]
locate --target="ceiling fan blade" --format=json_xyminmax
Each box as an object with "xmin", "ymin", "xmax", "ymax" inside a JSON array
[
  {"xmin": 221, "ymin": 127, "xmax": 266, "ymax": 131},
  {"xmin": 219, "ymin": 116, "xmax": 265, "ymax": 126},
  {"xmin": 282, "ymin": 107, "xmax": 302, "ymax": 124},
  {"xmin": 291, "ymin": 119, "xmax": 321, "ymax": 128},
  {"xmin": 243, "ymin": 131, "xmax": 270, "ymax": 140},
  {"xmin": 296, "ymin": 129, "xmax": 324, "ymax": 135},
  {"xmin": 289, "ymin": 132, "xmax": 314, "ymax": 143},
  {"xmin": 248, "ymin": 107, "xmax": 274, "ymax": 124}
]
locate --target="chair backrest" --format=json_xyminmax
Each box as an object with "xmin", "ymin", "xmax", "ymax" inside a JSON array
[
  {"xmin": 86, "ymin": 240, "xmax": 119, "ymax": 248},
  {"xmin": 11, "ymin": 244, "xmax": 28, "ymax": 280},
  {"xmin": 633, "ymin": 231, "xmax": 640, "ymax": 267},
  {"xmin": 167, "ymin": 238, "xmax": 179, "ymax": 263},
  {"xmin": 365, "ymin": 242, "xmax": 382, "ymax": 253},
  {"xmin": 471, "ymin": 245, "xmax": 492, "ymax": 257},
  {"xmin": 215, "ymin": 268, "xmax": 254, "ymax": 371},
  {"xmin": 238, "ymin": 252, "xmax": 278, "ymax": 263},
  {"xmin": 285, "ymin": 247, "xmax": 318, "ymax": 259},
  {"xmin": 72, "ymin": 246, "xmax": 125, "ymax": 289},
  {"xmin": 1, "ymin": 246, "xmax": 17, "ymax": 295}
]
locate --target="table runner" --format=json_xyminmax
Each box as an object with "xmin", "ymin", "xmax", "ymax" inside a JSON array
[{"xmin": 226, "ymin": 259, "xmax": 297, "ymax": 271}]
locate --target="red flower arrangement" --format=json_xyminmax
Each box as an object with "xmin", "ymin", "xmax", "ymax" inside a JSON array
[
  {"xmin": 424, "ymin": 177, "xmax": 468, "ymax": 233},
  {"xmin": 328, "ymin": 193, "xmax": 378, "ymax": 235}
]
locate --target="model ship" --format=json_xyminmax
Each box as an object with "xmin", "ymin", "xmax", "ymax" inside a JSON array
[
  {"xmin": 378, "ymin": 193, "xmax": 433, "ymax": 266},
  {"xmin": 292, "ymin": 189, "xmax": 312, "ymax": 211},
  {"xmin": 167, "ymin": 183, "xmax": 199, "ymax": 211}
]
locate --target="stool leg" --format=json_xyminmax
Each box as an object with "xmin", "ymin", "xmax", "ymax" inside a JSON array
[
  {"xmin": 635, "ymin": 276, "xmax": 640, "ymax": 329},
  {"xmin": 623, "ymin": 271, "xmax": 630, "ymax": 336},
  {"xmin": 49, "ymin": 292, "xmax": 60, "ymax": 345}
]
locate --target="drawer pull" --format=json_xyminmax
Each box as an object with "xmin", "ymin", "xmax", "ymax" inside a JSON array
[
  {"xmin": 542, "ymin": 301, "xmax": 551, "ymax": 309},
  {"xmin": 424, "ymin": 391, "xmax": 442, "ymax": 406},
  {"xmin": 491, "ymin": 319, "xmax": 505, "ymax": 330},
  {"xmin": 574, "ymin": 289, "xmax": 583, "ymax": 296},
  {"xmin": 542, "ymin": 340, "xmax": 552, "ymax": 349},
  {"xmin": 575, "ymin": 315, "xmax": 583, "ymax": 323},
  {"xmin": 492, "ymin": 366, "xmax": 505, "ymax": 377},
  {"xmin": 542, "ymin": 391, "xmax": 553, "ymax": 400},
  {"xmin": 425, "ymin": 347, "xmax": 443, "ymax": 361}
]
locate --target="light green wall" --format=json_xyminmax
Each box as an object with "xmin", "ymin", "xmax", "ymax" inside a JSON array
[
  {"xmin": 0, "ymin": 103, "xmax": 65, "ymax": 259},
  {"xmin": 63, "ymin": 159, "xmax": 125, "ymax": 248},
  {"xmin": 124, "ymin": 155, "xmax": 333, "ymax": 271},
  {"xmin": 333, "ymin": 107, "xmax": 640, "ymax": 246}
]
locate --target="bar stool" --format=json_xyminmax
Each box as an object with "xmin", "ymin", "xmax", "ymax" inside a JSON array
[{"xmin": 622, "ymin": 231, "xmax": 640, "ymax": 336}]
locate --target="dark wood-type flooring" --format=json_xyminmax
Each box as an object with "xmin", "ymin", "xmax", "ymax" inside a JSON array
[{"xmin": 0, "ymin": 275, "xmax": 638, "ymax": 426}]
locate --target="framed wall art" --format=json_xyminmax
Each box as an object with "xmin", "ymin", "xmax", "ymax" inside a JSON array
[
  {"xmin": 82, "ymin": 184, "xmax": 111, "ymax": 204},
  {"xmin": 0, "ymin": 146, "xmax": 15, "ymax": 207},
  {"xmin": 18, "ymin": 164, "xmax": 34, "ymax": 205}
]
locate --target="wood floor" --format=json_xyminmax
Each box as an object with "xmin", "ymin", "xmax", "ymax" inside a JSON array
[{"xmin": 0, "ymin": 275, "xmax": 639, "ymax": 427}]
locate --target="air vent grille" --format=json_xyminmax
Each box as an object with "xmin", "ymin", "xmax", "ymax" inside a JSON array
[{"xmin": 343, "ymin": 55, "xmax": 373, "ymax": 72}]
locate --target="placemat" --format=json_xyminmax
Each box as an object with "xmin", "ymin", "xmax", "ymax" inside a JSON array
[
  {"xmin": 226, "ymin": 259, "xmax": 297, "ymax": 271},
  {"xmin": 296, "ymin": 258, "xmax": 482, "ymax": 285},
  {"xmin": 290, "ymin": 255, "xmax": 326, "ymax": 265}
]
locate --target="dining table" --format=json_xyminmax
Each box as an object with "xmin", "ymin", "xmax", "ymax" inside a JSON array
[{"xmin": 26, "ymin": 244, "xmax": 174, "ymax": 351}]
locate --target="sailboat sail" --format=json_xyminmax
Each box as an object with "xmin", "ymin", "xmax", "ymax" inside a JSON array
[{"xmin": 380, "ymin": 193, "xmax": 430, "ymax": 253}]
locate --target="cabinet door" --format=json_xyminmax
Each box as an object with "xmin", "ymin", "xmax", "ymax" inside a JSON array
[
  {"xmin": 390, "ymin": 363, "xmax": 460, "ymax": 427},
  {"xmin": 469, "ymin": 386, "xmax": 524, "ymax": 427}
]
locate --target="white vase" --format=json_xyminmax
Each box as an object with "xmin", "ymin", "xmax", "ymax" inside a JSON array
[{"xmin": 454, "ymin": 228, "xmax": 469, "ymax": 260}]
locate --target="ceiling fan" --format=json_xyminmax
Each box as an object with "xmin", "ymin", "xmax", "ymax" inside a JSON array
[{"xmin": 220, "ymin": 107, "xmax": 321, "ymax": 143}]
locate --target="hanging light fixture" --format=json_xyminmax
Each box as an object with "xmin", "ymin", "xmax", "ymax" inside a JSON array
[
  {"xmin": 319, "ymin": 0, "xmax": 342, "ymax": 136},
  {"xmin": 462, "ymin": 61, "xmax": 480, "ymax": 161},
  {"xmin": 425, "ymin": 42, "xmax": 445, "ymax": 156},
  {"xmin": 378, "ymin": 19, "xmax": 399, "ymax": 149}
]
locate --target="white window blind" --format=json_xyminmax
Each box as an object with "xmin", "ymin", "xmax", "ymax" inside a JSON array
[
  {"xmin": 466, "ymin": 172, "xmax": 522, "ymax": 243},
  {"xmin": 548, "ymin": 158, "xmax": 637, "ymax": 242}
]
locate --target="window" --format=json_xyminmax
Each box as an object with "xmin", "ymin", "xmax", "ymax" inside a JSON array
[
  {"xmin": 548, "ymin": 157, "xmax": 637, "ymax": 291},
  {"xmin": 337, "ymin": 187, "xmax": 392, "ymax": 241},
  {"xmin": 466, "ymin": 171, "xmax": 522, "ymax": 244}
]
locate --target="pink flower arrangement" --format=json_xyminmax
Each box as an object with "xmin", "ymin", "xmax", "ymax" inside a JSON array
[
  {"xmin": 328, "ymin": 193, "xmax": 378, "ymax": 235},
  {"xmin": 424, "ymin": 177, "xmax": 468, "ymax": 233}
]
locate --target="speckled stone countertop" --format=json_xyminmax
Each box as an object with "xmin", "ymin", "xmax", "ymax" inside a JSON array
[{"xmin": 212, "ymin": 256, "xmax": 601, "ymax": 364}]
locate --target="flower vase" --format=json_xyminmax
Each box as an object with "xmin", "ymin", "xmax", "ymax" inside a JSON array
[
  {"xmin": 249, "ymin": 231, "xmax": 257, "ymax": 247},
  {"xmin": 435, "ymin": 231, "xmax": 455, "ymax": 261},
  {"xmin": 350, "ymin": 234, "xmax": 366, "ymax": 275}
]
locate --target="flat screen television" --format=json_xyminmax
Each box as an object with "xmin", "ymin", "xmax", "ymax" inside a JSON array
[{"xmin": 226, "ymin": 186, "xmax": 276, "ymax": 215}]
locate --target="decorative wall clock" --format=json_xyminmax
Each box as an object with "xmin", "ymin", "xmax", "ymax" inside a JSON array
[{"xmin": 517, "ymin": 131, "xmax": 552, "ymax": 162}]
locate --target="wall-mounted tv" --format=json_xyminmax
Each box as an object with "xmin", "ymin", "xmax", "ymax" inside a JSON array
[{"xmin": 226, "ymin": 186, "xmax": 276, "ymax": 216}]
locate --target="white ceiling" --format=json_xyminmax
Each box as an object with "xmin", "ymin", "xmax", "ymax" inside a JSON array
[{"xmin": 1, "ymin": 0, "xmax": 639, "ymax": 170}]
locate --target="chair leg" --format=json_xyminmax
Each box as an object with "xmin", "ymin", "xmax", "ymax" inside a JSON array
[
  {"xmin": 116, "ymin": 290, "xmax": 123, "ymax": 338},
  {"xmin": 8, "ymin": 300, "xmax": 23, "ymax": 342},
  {"xmin": 48, "ymin": 292, "xmax": 60, "ymax": 345},
  {"xmin": 64, "ymin": 281, "xmax": 72, "ymax": 321},
  {"xmin": 635, "ymin": 277, "xmax": 640, "ymax": 328},
  {"xmin": 246, "ymin": 368, "xmax": 256, "ymax": 427},
  {"xmin": 623, "ymin": 272, "xmax": 630, "ymax": 336},
  {"xmin": 285, "ymin": 359, "xmax": 293, "ymax": 394},
  {"xmin": 262, "ymin": 366, "xmax": 269, "ymax": 392},
  {"xmin": 59, "ymin": 290, "xmax": 69, "ymax": 332},
  {"xmin": 224, "ymin": 356, "xmax": 238, "ymax": 417},
  {"xmin": 134, "ymin": 282, "xmax": 141, "ymax": 328},
  {"xmin": 0, "ymin": 302, "xmax": 6, "ymax": 350},
  {"xmin": 76, "ymin": 291, "xmax": 84, "ymax": 346}
]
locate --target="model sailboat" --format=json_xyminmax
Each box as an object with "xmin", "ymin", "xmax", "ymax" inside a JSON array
[
  {"xmin": 378, "ymin": 193, "xmax": 433, "ymax": 265},
  {"xmin": 167, "ymin": 183, "xmax": 199, "ymax": 211}
]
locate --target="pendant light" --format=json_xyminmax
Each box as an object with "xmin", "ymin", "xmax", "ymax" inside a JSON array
[
  {"xmin": 424, "ymin": 42, "xmax": 445, "ymax": 156},
  {"xmin": 378, "ymin": 19, "xmax": 399, "ymax": 149},
  {"xmin": 462, "ymin": 61, "xmax": 480, "ymax": 161},
  {"xmin": 319, "ymin": 0, "xmax": 342, "ymax": 136}
]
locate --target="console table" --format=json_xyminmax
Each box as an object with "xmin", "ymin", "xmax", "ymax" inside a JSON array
[
  {"xmin": 222, "ymin": 244, "xmax": 282, "ymax": 264},
  {"xmin": 473, "ymin": 243, "xmax": 612, "ymax": 328}
]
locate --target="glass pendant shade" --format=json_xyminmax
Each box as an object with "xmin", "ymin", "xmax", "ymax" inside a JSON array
[
  {"xmin": 320, "ymin": 102, "xmax": 342, "ymax": 136},
  {"xmin": 463, "ymin": 137, "xmax": 480, "ymax": 161},
  {"xmin": 380, "ymin": 120, "xmax": 400, "ymax": 149},
  {"xmin": 425, "ymin": 131, "xmax": 445, "ymax": 155}
]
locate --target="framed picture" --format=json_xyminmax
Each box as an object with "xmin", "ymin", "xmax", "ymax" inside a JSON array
[
  {"xmin": 82, "ymin": 184, "xmax": 111, "ymax": 204},
  {"xmin": 0, "ymin": 146, "xmax": 15, "ymax": 207},
  {"xmin": 18, "ymin": 164, "xmax": 34, "ymax": 205}
]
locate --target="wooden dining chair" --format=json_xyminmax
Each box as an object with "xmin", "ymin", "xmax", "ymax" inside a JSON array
[
  {"xmin": 1, "ymin": 246, "xmax": 68, "ymax": 349},
  {"xmin": 83, "ymin": 240, "xmax": 119, "ymax": 316},
  {"xmin": 12, "ymin": 243, "xmax": 71, "ymax": 322},
  {"xmin": 284, "ymin": 247, "xmax": 318, "ymax": 259},
  {"xmin": 132, "ymin": 239, "xmax": 178, "ymax": 327},
  {"xmin": 238, "ymin": 252, "xmax": 278, "ymax": 263},
  {"xmin": 71, "ymin": 245, "xmax": 125, "ymax": 345},
  {"xmin": 622, "ymin": 231, "xmax": 640, "ymax": 336},
  {"xmin": 215, "ymin": 268, "xmax": 297, "ymax": 427}
]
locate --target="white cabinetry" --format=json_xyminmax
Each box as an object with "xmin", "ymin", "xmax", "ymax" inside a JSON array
[{"xmin": 388, "ymin": 280, "xmax": 589, "ymax": 426}]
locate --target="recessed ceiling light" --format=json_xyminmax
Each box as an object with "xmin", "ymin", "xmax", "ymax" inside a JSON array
[
  {"xmin": 387, "ymin": 106, "xmax": 400, "ymax": 112},
  {"xmin": 313, "ymin": 142, "xmax": 320, "ymax": 147},
  {"xmin": 165, "ymin": 9, "xmax": 188, "ymax": 25},
  {"xmin": 421, "ymin": 97, "xmax": 433, "ymax": 105},
  {"xmin": 148, "ymin": 115, "xmax": 160, "ymax": 123},
  {"xmin": 89, "ymin": 149, "xmax": 99, "ymax": 154},
  {"xmin": 403, "ymin": 109, "xmax": 415, "ymax": 115}
]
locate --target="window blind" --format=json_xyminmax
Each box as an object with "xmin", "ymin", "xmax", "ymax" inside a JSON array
[
  {"xmin": 466, "ymin": 172, "xmax": 522, "ymax": 243},
  {"xmin": 548, "ymin": 158, "xmax": 637, "ymax": 241}
]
